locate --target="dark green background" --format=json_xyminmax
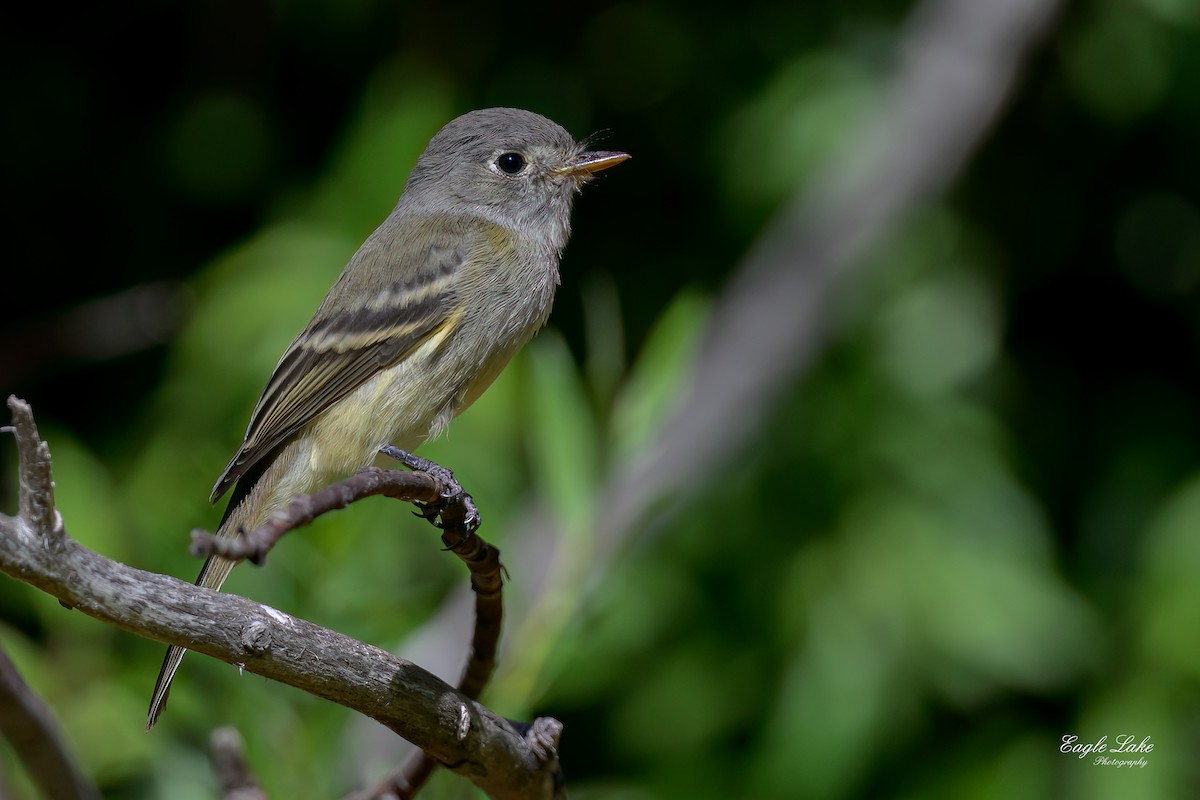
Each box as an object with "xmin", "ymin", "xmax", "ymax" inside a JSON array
[{"xmin": 3, "ymin": 1, "xmax": 1198, "ymax": 798}]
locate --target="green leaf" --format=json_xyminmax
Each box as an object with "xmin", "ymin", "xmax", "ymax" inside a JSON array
[
  {"xmin": 526, "ymin": 331, "xmax": 601, "ymax": 536},
  {"xmin": 610, "ymin": 290, "xmax": 709, "ymax": 463}
]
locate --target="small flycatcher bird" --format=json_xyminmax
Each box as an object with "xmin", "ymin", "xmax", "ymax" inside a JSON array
[{"xmin": 147, "ymin": 107, "xmax": 628, "ymax": 728}]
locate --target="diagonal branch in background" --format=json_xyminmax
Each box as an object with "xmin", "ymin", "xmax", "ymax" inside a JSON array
[
  {"xmin": 0, "ymin": 396, "xmax": 561, "ymax": 800},
  {"xmin": 597, "ymin": 0, "xmax": 1065, "ymax": 550}
]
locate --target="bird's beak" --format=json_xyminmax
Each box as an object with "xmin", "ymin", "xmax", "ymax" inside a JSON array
[{"xmin": 554, "ymin": 151, "xmax": 631, "ymax": 176}]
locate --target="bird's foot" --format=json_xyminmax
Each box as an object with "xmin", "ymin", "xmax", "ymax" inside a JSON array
[{"xmin": 380, "ymin": 445, "xmax": 481, "ymax": 534}]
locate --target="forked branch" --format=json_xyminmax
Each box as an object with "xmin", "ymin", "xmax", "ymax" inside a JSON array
[{"xmin": 0, "ymin": 396, "xmax": 560, "ymax": 800}]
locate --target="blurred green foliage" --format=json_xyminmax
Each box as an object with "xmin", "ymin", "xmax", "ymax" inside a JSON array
[{"xmin": 3, "ymin": 0, "xmax": 1200, "ymax": 798}]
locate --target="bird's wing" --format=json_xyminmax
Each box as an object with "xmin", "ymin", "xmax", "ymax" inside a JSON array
[{"xmin": 209, "ymin": 231, "xmax": 465, "ymax": 503}]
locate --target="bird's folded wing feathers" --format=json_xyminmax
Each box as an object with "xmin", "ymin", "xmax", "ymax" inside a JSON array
[{"xmin": 209, "ymin": 232, "xmax": 465, "ymax": 503}]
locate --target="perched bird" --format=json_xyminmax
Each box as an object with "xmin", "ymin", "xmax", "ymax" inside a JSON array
[{"xmin": 147, "ymin": 107, "xmax": 628, "ymax": 728}]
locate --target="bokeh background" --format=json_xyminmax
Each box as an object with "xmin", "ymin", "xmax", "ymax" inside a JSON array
[{"xmin": 3, "ymin": 0, "xmax": 1200, "ymax": 798}]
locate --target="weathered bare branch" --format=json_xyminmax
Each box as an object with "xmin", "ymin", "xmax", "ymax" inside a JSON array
[
  {"xmin": 188, "ymin": 459, "xmax": 509, "ymax": 799},
  {"xmin": 4, "ymin": 395, "xmax": 59, "ymax": 541},
  {"xmin": 0, "ymin": 396, "xmax": 561, "ymax": 800}
]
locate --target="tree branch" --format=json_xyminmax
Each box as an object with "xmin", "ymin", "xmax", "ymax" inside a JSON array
[
  {"xmin": 0, "ymin": 395, "xmax": 562, "ymax": 800},
  {"xmin": 189, "ymin": 458, "xmax": 508, "ymax": 799},
  {"xmin": 0, "ymin": 642, "xmax": 101, "ymax": 800},
  {"xmin": 209, "ymin": 727, "xmax": 268, "ymax": 800},
  {"xmin": 597, "ymin": 0, "xmax": 1063, "ymax": 549}
]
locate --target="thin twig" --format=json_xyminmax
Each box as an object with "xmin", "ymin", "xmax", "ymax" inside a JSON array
[
  {"xmin": 189, "ymin": 468, "xmax": 442, "ymax": 564},
  {"xmin": 377, "ymin": 486, "xmax": 507, "ymax": 799},
  {"xmin": 187, "ymin": 463, "xmax": 511, "ymax": 799}
]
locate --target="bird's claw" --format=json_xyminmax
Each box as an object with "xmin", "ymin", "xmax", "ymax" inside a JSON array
[
  {"xmin": 460, "ymin": 494, "xmax": 481, "ymax": 534},
  {"xmin": 411, "ymin": 502, "xmax": 443, "ymax": 526},
  {"xmin": 383, "ymin": 445, "xmax": 481, "ymax": 535}
]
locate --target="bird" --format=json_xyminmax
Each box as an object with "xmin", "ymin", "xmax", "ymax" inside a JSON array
[{"xmin": 146, "ymin": 107, "xmax": 628, "ymax": 728}]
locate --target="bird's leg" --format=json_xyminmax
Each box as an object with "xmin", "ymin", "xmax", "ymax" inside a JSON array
[{"xmin": 379, "ymin": 445, "xmax": 480, "ymax": 533}]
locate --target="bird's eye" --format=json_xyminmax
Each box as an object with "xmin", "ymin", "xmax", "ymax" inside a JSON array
[{"xmin": 496, "ymin": 152, "xmax": 526, "ymax": 175}]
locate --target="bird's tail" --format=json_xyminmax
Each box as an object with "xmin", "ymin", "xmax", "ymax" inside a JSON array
[
  {"xmin": 145, "ymin": 551, "xmax": 239, "ymax": 729},
  {"xmin": 145, "ymin": 463, "xmax": 270, "ymax": 731}
]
